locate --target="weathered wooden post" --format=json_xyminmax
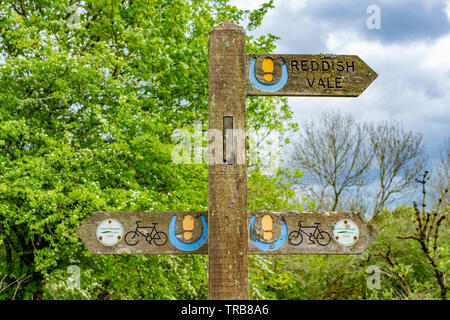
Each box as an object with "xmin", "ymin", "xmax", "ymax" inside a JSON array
[
  {"xmin": 77, "ymin": 21, "xmax": 379, "ymax": 302},
  {"xmin": 208, "ymin": 22, "xmax": 248, "ymax": 300}
]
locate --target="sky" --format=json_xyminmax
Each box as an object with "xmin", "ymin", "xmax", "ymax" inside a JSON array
[{"xmin": 230, "ymin": 0, "xmax": 450, "ymax": 163}]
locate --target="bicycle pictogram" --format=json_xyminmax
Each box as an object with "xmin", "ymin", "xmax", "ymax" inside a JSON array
[
  {"xmin": 125, "ymin": 221, "xmax": 168, "ymax": 246},
  {"xmin": 288, "ymin": 221, "xmax": 331, "ymax": 246}
]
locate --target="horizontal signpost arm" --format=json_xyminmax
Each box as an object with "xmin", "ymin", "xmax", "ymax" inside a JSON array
[
  {"xmin": 248, "ymin": 211, "xmax": 378, "ymax": 254},
  {"xmin": 77, "ymin": 211, "xmax": 377, "ymax": 255},
  {"xmin": 76, "ymin": 211, "xmax": 209, "ymax": 255},
  {"xmin": 246, "ymin": 54, "xmax": 378, "ymax": 97}
]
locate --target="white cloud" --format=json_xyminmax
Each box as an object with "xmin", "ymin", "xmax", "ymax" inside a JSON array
[
  {"xmin": 288, "ymin": 31, "xmax": 450, "ymax": 158},
  {"xmin": 229, "ymin": 0, "xmax": 306, "ymax": 11},
  {"xmin": 231, "ymin": 0, "xmax": 450, "ymax": 159},
  {"xmin": 419, "ymin": 34, "xmax": 450, "ymax": 72},
  {"xmin": 228, "ymin": 0, "xmax": 270, "ymax": 10},
  {"xmin": 446, "ymin": 0, "xmax": 450, "ymax": 20},
  {"xmin": 284, "ymin": 0, "xmax": 307, "ymax": 11}
]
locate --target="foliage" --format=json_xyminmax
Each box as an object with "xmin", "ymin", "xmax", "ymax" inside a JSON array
[
  {"xmin": 248, "ymin": 167, "xmax": 312, "ymax": 212},
  {"xmin": 247, "ymin": 200, "xmax": 449, "ymax": 300},
  {"xmin": 0, "ymin": 0, "xmax": 447, "ymax": 301},
  {"xmin": 366, "ymin": 200, "xmax": 449, "ymax": 300},
  {"xmin": 0, "ymin": 0, "xmax": 297, "ymax": 299},
  {"xmin": 396, "ymin": 172, "xmax": 448, "ymax": 299}
]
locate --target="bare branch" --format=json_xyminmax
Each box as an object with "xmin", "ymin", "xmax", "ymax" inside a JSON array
[{"xmin": 398, "ymin": 173, "xmax": 448, "ymax": 300}]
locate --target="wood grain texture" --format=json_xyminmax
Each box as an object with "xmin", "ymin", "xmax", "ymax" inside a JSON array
[
  {"xmin": 208, "ymin": 22, "xmax": 248, "ymax": 300},
  {"xmin": 246, "ymin": 54, "xmax": 377, "ymax": 97},
  {"xmin": 248, "ymin": 211, "xmax": 378, "ymax": 255},
  {"xmin": 76, "ymin": 211, "xmax": 378, "ymax": 255},
  {"xmin": 76, "ymin": 211, "xmax": 208, "ymax": 254}
]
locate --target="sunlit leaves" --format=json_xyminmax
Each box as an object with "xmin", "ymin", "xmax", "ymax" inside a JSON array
[{"xmin": 0, "ymin": 0, "xmax": 296, "ymax": 299}]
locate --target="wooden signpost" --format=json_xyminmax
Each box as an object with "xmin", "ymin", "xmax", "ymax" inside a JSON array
[
  {"xmin": 247, "ymin": 54, "xmax": 377, "ymax": 97},
  {"xmin": 77, "ymin": 22, "xmax": 379, "ymax": 300},
  {"xmin": 77, "ymin": 211, "xmax": 377, "ymax": 255}
]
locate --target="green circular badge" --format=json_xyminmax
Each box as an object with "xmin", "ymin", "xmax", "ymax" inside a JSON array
[
  {"xmin": 96, "ymin": 219, "xmax": 123, "ymax": 246},
  {"xmin": 333, "ymin": 219, "xmax": 359, "ymax": 246}
]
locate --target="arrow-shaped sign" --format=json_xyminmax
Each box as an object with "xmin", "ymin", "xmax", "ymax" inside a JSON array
[
  {"xmin": 77, "ymin": 211, "xmax": 377, "ymax": 255},
  {"xmin": 248, "ymin": 211, "xmax": 378, "ymax": 255},
  {"xmin": 76, "ymin": 211, "xmax": 208, "ymax": 254},
  {"xmin": 247, "ymin": 54, "xmax": 378, "ymax": 97}
]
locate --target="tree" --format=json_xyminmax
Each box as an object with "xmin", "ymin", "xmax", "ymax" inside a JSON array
[
  {"xmin": 396, "ymin": 172, "xmax": 448, "ymax": 300},
  {"xmin": 0, "ymin": 0, "xmax": 293, "ymax": 299},
  {"xmin": 367, "ymin": 120, "xmax": 426, "ymax": 216},
  {"xmin": 289, "ymin": 110, "xmax": 428, "ymax": 217},
  {"xmin": 433, "ymin": 139, "xmax": 449, "ymax": 204},
  {"xmin": 289, "ymin": 110, "xmax": 372, "ymax": 211}
]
